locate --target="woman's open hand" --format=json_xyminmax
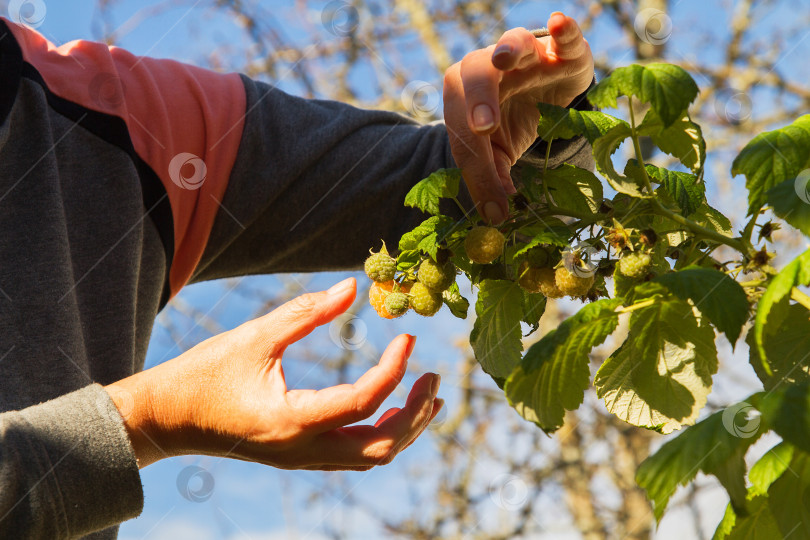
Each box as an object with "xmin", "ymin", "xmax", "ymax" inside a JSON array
[{"xmin": 106, "ymin": 278, "xmax": 442, "ymax": 470}]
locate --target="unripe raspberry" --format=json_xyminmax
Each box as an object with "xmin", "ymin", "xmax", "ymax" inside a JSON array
[
  {"xmin": 465, "ymin": 226, "xmax": 505, "ymax": 264},
  {"xmin": 409, "ymin": 282, "xmax": 442, "ymax": 317},
  {"xmin": 418, "ymin": 258, "xmax": 456, "ymax": 292},
  {"xmin": 364, "ymin": 244, "xmax": 396, "ymax": 283},
  {"xmin": 617, "ymin": 252, "xmax": 652, "ymax": 279},
  {"xmin": 555, "ymin": 267, "xmax": 594, "ymax": 297},
  {"xmin": 517, "ymin": 261, "xmax": 543, "ymax": 293},
  {"xmin": 537, "ymin": 267, "xmax": 564, "ymax": 298},
  {"xmin": 384, "ymin": 292, "xmax": 410, "ymax": 318}
]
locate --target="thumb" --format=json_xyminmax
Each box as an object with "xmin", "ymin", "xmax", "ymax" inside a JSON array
[{"xmin": 257, "ymin": 278, "xmax": 357, "ymax": 355}]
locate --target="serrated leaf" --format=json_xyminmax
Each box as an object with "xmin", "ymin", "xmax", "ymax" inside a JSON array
[
  {"xmin": 399, "ymin": 215, "xmax": 455, "ymax": 252},
  {"xmin": 754, "ymin": 381, "xmax": 810, "ymax": 454},
  {"xmin": 639, "ymin": 108, "xmax": 706, "ymax": 173},
  {"xmin": 762, "ymin": 448, "xmax": 810, "ymax": 538},
  {"xmin": 595, "ymin": 294, "xmax": 718, "ymax": 434},
  {"xmin": 593, "ymin": 122, "xmax": 647, "ymax": 198},
  {"xmin": 630, "ymin": 161, "xmax": 705, "ymax": 217},
  {"xmin": 753, "ymin": 248, "xmax": 810, "ymax": 375},
  {"xmin": 653, "ymin": 266, "xmax": 748, "ymax": 345},
  {"xmin": 522, "ymin": 291, "xmax": 546, "ymax": 336},
  {"xmin": 749, "ymin": 442, "xmax": 794, "ymax": 498},
  {"xmin": 442, "ymin": 284, "xmax": 469, "ymax": 320},
  {"xmin": 636, "ymin": 407, "xmax": 762, "ymax": 523},
  {"xmin": 537, "ymin": 102, "xmax": 626, "ymax": 143},
  {"xmin": 713, "ymin": 496, "xmax": 781, "ymax": 540},
  {"xmin": 731, "ymin": 115, "xmax": 810, "ymax": 213},
  {"xmin": 396, "ymin": 249, "xmax": 421, "ymax": 271},
  {"xmin": 543, "ymin": 164, "xmax": 604, "ymax": 214},
  {"xmin": 767, "ymin": 177, "xmax": 810, "ymax": 237},
  {"xmin": 692, "ymin": 202, "xmax": 734, "ymax": 238},
  {"xmin": 505, "ymin": 299, "xmax": 622, "ymax": 432},
  {"xmin": 513, "ymin": 228, "xmax": 571, "ymax": 259},
  {"xmin": 470, "ymin": 280, "xmax": 524, "ymax": 381},
  {"xmin": 404, "ymin": 168, "xmax": 462, "ymax": 215},
  {"xmin": 588, "ymin": 63, "xmax": 699, "ymax": 126},
  {"xmin": 748, "ymin": 304, "xmax": 810, "ymax": 390}
]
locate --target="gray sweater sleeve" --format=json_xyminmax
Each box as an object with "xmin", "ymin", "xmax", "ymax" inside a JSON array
[
  {"xmin": 0, "ymin": 385, "xmax": 143, "ymax": 538},
  {"xmin": 191, "ymin": 75, "xmax": 594, "ymax": 283}
]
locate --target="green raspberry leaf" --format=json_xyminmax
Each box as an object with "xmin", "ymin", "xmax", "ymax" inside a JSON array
[
  {"xmin": 543, "ymin": 164, "xmax": 604, "ymax": 215},
  {"xmin": 396, "ymin": 249, "xmax": 421, "ymax": 272},
  {"xmin": 404, "ymin": 168, "xmax": 462, "ymax": 215},
  {"xmin": 754, "ymin": 381, "xmax": 810, "ymax": 455},
  {"xmin": 470, "ymin": 280, "xmax": 525, "ymax": 382},
  {"xmin": 749, "ymin": 442, "xmax": 795, "ymax": 499},
  {"xmin": 753, "ymin": 248, "xmax": 810, "ymax": 376},
  {"xmin": 748, "ymin": 304, "xmax": 810, "ymax": 390},
  {"xmin": 536, "ymin": 103, "xmax": 626, "ymax": 143},
  {"xmin": 399, "ymin": 215, "xmax": 455, "ymax": 252},
  {"xmin": 638, "ymin": 108, "xmax": 706, "ymax": 173},
  {"xmin": 521, "ymin": 291, "xmax": 547, "ymax": 336},
  {"xmin": 766, "ymin": 176, "xmax": 810, "ymax": 237},
  {"xmin": 731, "ymin": 115, "xmax": 810, "ymax": 213},
  {"xmin": 594, "ymin": 293, "xmax": 718, "ymax": 434},
  {"xmin": 594, "ymin": 122, "xmax": 648, "ymax": 198},
  {"xmin": 692, "ymin": 202, "xmax": 734, "ymax": 238},
  {"xmin": 628, "ymin": 161, "xmax": 705, "ymax": 217},
  {"xmin": 653, "ymin": 266, "xmax": 748, "ymax": 345},
  {"xmin": 713, "ymin": 496, "xmax": 781, "ymax": 540},
  {"xmin": 636, "ymin": 406, "xmax": 762, "ymax": 523},
  {"xmin": 504, "ymin": 299, "xmax": 622, "ymax": 432},
  {"xmin": 442, "ymin": 283, "xmax": 469, "ymax": 319},
  {"xmin": 588, "ymin": 63, "xmax": 699, "ymax": 126}
]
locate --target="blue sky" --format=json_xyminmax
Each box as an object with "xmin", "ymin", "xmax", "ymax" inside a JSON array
[{"xmin": 4, "ymin": 0, "xmax": 809, "ymax": 537}]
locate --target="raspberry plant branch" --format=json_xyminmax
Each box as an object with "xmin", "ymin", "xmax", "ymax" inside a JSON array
[{"xmin": 363, "ymin": 62, "xmax": 810, "ymax": 538}]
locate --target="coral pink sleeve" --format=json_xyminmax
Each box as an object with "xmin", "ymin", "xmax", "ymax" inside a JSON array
[{"xmin": 6, "ymin": 20, "xmax": 246, "ymax": 297}]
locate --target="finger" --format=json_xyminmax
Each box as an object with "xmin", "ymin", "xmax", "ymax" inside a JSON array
[
  {"xmin": 490, "ymin": 27, "xmax": 543, "ymax": 72},
  {"xmin": 400, "ymin": 398, "xmax": 444, "ymax": 453},
  {"xmin": 256, "ymin": 277, "xmax": 356, "ymax": 355},
  {"xmin": 375, "ymin": 407, "xmax": 401, "ymax": 427},
  {"xmin": 547, "ymin": 12, "xmax": 587, "ymax": 61},
  {"xmin": 460, "ymin": 45, "xmax": 503, "ymax": 135},
  {"xmin": 444, "ymin": 64, "xmax": 509, "ymax": 224},
  {"xmin": 308, "ymin": 372, "xmax": 440, "ymax": 467},
  {"xmin": 287, "ymin": 334, "xmax": 418, "ymax": 431},
  {"xmin": 302, "ymin": 465, "xmax": 374, "ymax": 472}
]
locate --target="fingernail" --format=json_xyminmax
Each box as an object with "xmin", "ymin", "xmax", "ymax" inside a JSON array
[
  {"xmin": 550, "ymin": 11, "xmax": 565, "ymax": 18},
  {"xmin": 435, "ymin": 398, "xmax": 445, "ymax": 411},
  {"xmin": 431, "ymin": 373, "xmax": 441, "ymax": 396},
  {"xmin": 327, "ymin": 278, "xmax": 354, "ymax": 295},
  {"xmin": 405, "ymin": 335, "xmax": 417, "ymax": 357},
  {"xmin": 483, "ymin": 201, "xmax": 505, "ymax": 225},
  {"xmin": 473, "ymin": 104, "xmax": 494, "ymax": 131},
  {"xmin": 492, "ymin": 44, "xmax": 512, "ymax": 61}
]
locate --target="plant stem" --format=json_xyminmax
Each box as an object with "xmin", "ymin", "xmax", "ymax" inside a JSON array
[
  {"xmin": 625, "ymin": 97, "xmax": 754, "ymax": 259},
  {"xmin": 618, "ymin": 298, "xmax": 656, "ymax": 314},
  {"xmin": 791, "ymin": 287, "xmax": 810, "ymax": 310}
]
